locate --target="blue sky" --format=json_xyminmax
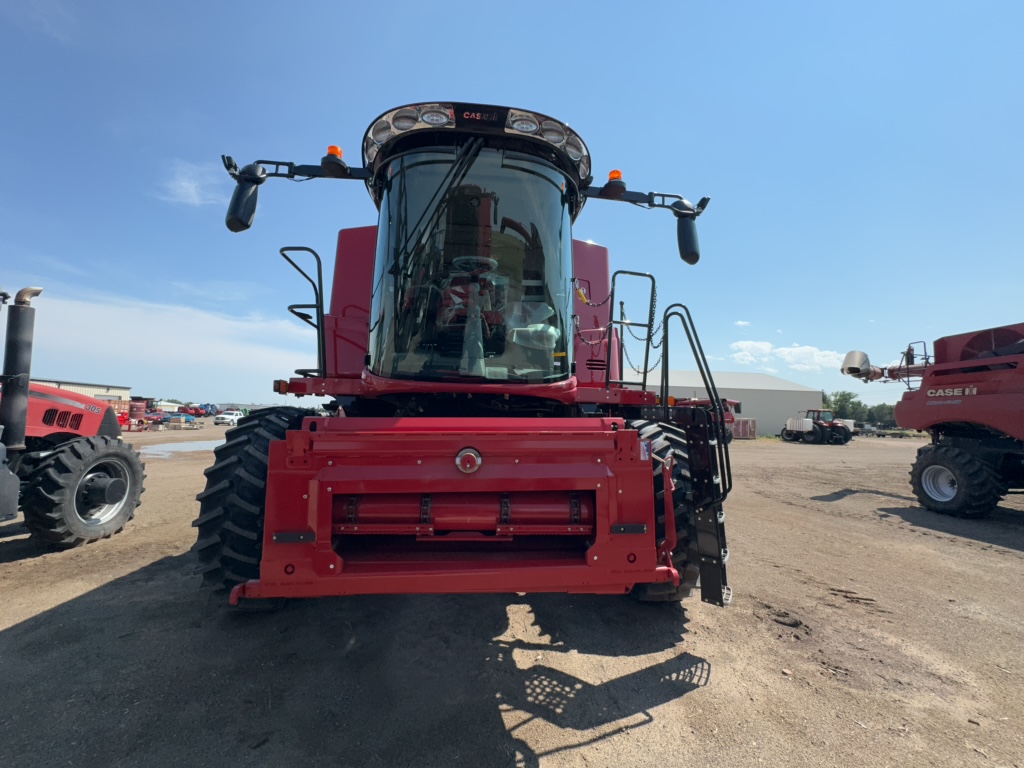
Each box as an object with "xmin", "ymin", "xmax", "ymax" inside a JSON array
[{"xmin": 1, "ymin": 2, "xmax": 1020, "ymax": 406}]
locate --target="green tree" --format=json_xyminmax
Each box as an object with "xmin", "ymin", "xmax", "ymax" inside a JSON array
[
  {"xmin": 866, "ymin": 403, "xmax": 896, "ymax": 427},
  {"xmin": 826, "ymin": 391, "xmax": 868, "ymax": 421}
]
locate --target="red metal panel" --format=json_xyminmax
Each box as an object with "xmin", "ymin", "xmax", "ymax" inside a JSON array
[
  {"xmin": 572, "ymin": 239, "xmax": 621, "ymax": 388},
  {"xmin": 325, "ymin": 226, "xmax": 376, "ymax": 378},
  {"xmin": 230, "ymin": 417, "xmax": 679, "ymax": 602}
]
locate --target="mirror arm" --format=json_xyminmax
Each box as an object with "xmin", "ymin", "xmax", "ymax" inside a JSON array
[
  {"xmin": 222, "ymin": 155, "xmax": 372, "ymax": 184},
  {"xmin": 581, "ymin": 186, "xmax": 709, "ymax": 218}
]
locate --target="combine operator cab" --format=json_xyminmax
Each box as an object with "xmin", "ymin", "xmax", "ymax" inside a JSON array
[{"xmin": 197, "ymin": 103, "xmax": 731, "ymax": 608}]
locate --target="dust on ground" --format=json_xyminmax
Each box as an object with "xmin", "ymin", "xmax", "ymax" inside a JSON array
[{"xmin": 1, "ymin": 430, "xmax": 1022, "ymax": 767}]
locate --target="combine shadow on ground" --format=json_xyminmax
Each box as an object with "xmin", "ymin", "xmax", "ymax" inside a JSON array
[
  {"xmin": 810, "ymin": 488, "xmax": 917, "ymax": 505},
  {"xmin": 810, "ymin": 488, "xmax": 1024, "ymax": 554},
  {"xmin": 0, "ymin": 555, "xmax": 706, "ymax": 768},
  {"xmin": 875, "ymin": 503, "xmax": 1024, "ymax": 554}
]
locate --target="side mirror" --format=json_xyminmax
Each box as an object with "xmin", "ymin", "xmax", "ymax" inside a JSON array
[
  {"xmin": 226, "ymin": 163, "xmax": 267, "ymax": 233},
  {"xmin": 676, "ymin": 215, "xmax": 700, "ymax": 265}
]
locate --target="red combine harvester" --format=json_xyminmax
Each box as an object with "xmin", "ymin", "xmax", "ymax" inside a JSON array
[
  {"xmin": 196, "ymin": 102, "xmax": 731, "ymax": 608},
  {"xmin": 842, "ymin": 323, "xmax": 1024, "ymax": 517},
  {"xmin": 0, "ymin": 288, "xmax": 145, "ymax": 544}
]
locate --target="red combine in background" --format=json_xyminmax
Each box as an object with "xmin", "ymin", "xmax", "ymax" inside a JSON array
[
  {"xmin": 843, "ymin": 323, "xmax": 1024, "ymax": 517},
  {"xmin": 195, "ymin": 102, "xmax": 731, "ymax": 609}
]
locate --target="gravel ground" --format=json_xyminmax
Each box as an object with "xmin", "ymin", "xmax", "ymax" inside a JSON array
[{"xmin": 1, "ymin": 426, "xmax": 1021, "ymax": 767}]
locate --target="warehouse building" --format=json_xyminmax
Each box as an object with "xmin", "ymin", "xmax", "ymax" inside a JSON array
[{"xmin": 654, "ymin": 370, "xmax": 823, "ymax": 437}]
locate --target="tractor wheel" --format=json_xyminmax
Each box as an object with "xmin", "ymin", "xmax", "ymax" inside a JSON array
[
  {"xmin": 192, "ymin": 407, "xmax": 308, "ymax": 593},
  {"xmin": 909, "ymin": 445, "xmax": 1003, "ymax": 518},
  {"xmin": 802, "ymin": 425, "xmax": 822, "ymax": 444},
  {"xmin": 723, "ymin": 429, "xmax": 734, "ymax": 445},
  {"xmin": 839, "ymin": 426, "xmax": 853, "ymax": 444},
  {"xmin": 780, "ymin": 429, "xmax": 796, "ymax": 442},
  {"xmin": 20, "ymin": 436, "xmax": 145, "ymax": 548},
  {"xmin": 627, "ymin": 420, "xmax": 701, "ymax": 603}
]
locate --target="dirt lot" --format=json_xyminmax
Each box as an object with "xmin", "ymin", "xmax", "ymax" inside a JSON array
[{"xmin": 1, "ymin": 427, "xmax": 1022, "ymax": 767}]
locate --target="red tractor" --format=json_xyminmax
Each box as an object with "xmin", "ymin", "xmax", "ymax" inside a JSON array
[
  {"xmin": 0, "ymin": 288, "xmax": 145, "ymax": 544},
  {"xmin": 196, "ymin": 102, "xmax": 730, "ymax": 608},
  {"xmin": 678, "ymin": 398, "xmax": 741, "ymax": 443},
  {"xmin": 842, "ymin": 323, "xmax": 1024, "ymax": 517},
  {"xmin": 780, "ymin": 409, "xmax": 853, "ymax": 444}
]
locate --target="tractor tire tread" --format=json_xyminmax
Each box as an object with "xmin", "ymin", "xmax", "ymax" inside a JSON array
[
  {"xmin": 910, "ymin": 445, "xmax": 1003, "ymax": 518},
  {"xmin": 193, "ymin": 407, "xmax": 309, "ymax": 594}
]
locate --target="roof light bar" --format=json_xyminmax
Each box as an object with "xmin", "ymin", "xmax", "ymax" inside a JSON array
[
  {"xmin": 362, "ymin": 103, "xmax": 457, "ymax": 166},
  {"xmin": 361, "ymin": 103, "xmax": 592, "ymax": 184},
  {"xmin": 504, "ymin": 108, "xmax": 590, "ymax": 182}
]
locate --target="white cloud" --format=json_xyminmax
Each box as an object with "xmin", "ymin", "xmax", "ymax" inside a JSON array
[
  {"xmin": 735, "ymin": 320, "xmax": 751, "ymax": 327},
  {"xmin": 28, "ymin": 292, "xmax": 321, "ymax": 403},
  {"xmin": 775, "ymin": 344, "xmax": 845, "ymax": 372},
  {"xmin": 157, "ymin": 161, "xmax": 227, "ymax": 206},
  {"xmin": 729, "ymin": 340, "xmax": 774, "ymax": 366},
  {"xmin": 729, "ymin": 340, "xmax": 844, "ymax": 374}
]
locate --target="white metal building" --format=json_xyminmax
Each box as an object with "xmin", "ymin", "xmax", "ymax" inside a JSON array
[{"xmin": 653, "ymin": 370, "xmax": 823, "ymax": 437}]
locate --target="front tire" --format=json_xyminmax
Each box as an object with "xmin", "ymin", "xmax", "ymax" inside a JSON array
[
  {"xmin": 802, "ymin": 425, "xmax": 822, "ymax": 444},
  {"xmin": 627, "ymin": 420, "xmax": 701, "ymax": 603},
  {"xmin": 20, "ymin": 436, "xmax": 145, "ymax": 548},
  {"xmin": 910, "ymin": 445, "xmax": 1003, "ymax": 518},
  {"xmin": 193, "ymin": 407, "xmax": 308, "ymax": 593}
]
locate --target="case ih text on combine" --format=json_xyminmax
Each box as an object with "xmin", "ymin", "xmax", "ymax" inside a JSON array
[
  {"xmin": 195, "ymin": 102, "xmax": 732, "ymax": 608},
  {"xmin": 0, "ymin": 288, "xmax": 145, "ymax": 544},
  {"xmin": 843, "ymin": 323, "xmax": 1024, "ymax": 518}
]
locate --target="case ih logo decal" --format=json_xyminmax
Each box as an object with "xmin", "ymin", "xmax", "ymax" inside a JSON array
[{"xmin": 927, "ymin": 386, "xmax": 978, "ymax": 397}]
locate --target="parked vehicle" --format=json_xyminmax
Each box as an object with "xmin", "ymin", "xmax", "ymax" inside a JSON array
[
  {"xmin": 1, "ymin": 287, "xmax": 145, "ymax": 544},
  {"xmin": 780, "ymin": 409, "xmax": 854, "ymax": 444},
  {"xmin": 843, "ymin": 324, "xmax": 1024, "ymax": 517},
  {"xmin": 213, "ymin": 410, "xmax": 244, "ymax": 426},
  {"xmin": 195, "ymin": 100, "xmax": 730, "ymax": 610}
]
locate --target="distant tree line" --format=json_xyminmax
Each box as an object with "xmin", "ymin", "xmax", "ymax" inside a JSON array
[{"xmin": 822, "ymin": 391, "xmax": 896, "ymax": 427}]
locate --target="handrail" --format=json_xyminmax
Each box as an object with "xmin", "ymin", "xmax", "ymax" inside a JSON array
[
  {"xmin": 602, "ymin": 271, "xmax": 656, "ymax": 390},
  {"xmin": 661, "ymin": 302, "xmax": 733, "ymax": 498},
  {"xmin": 279, "ymin": 247, "xmax": 326, "ymax": 378}
]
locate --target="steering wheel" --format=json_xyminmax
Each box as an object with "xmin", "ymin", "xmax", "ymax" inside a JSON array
[{"xmin": 452, "ymin": 255, "xmax": 498, "ymax": 273}]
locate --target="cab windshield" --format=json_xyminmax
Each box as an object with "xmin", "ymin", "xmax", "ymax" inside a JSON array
[{"xmin": 368, "ymin": 145, "xmax": 574, "ymax": 383}]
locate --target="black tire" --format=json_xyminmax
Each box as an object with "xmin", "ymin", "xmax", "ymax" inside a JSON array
[
  {"xmin": 910, "ymin": 445, "xmax": 1003, "ymax": 518},
  {"xmin": 780, "ymin": 429, "xmax": 796, "ymax": 442},
  {"xmin": 839, "ymin": 425, "xmax": 853, "ymax": 445},
  {"xmin": 724, "ymin": 429, "xmax": 734, "ymax": 445},
  {"xmin": 193, "ymin": 407, "xmax": 308, "ymax": 593},
  {"xmin": 20, "ymin": 436, "xmax": 145, "ymax": 548},
  {"xmin": 802, "ymin": 425, "xmax": 822, "ymax": 444},
  {"xmin": 627, "ymin": 420, "xmax": 701, "ymax": 603}
]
